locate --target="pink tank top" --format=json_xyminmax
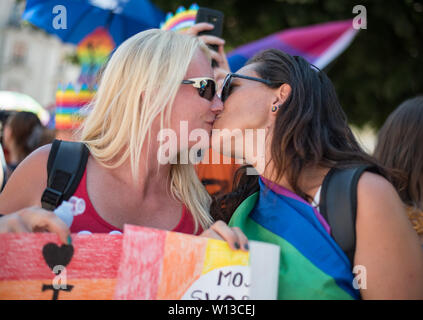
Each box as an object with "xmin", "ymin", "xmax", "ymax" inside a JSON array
[{"xmin": 70, "ymin": 167, "xmax": 202, "ymax": 235}]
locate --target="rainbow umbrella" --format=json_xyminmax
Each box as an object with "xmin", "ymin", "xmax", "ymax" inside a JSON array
[
  {"xmin": 0, "ymin": 91, "xmax": 50, "ymax": 126},
  {"xmin": 228, "ymin": 20, "xmax": 358, "ymax": 71}
]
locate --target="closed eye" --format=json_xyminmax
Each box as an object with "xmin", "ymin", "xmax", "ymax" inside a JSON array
[{"xmin": 227, "ymin": 83, "xmax": 239, "ymax": 95}]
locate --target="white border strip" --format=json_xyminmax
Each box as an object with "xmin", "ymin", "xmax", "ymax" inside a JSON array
[{"xmin": 314, "ymin": 27, "xmax": 359, "ymax": 69}]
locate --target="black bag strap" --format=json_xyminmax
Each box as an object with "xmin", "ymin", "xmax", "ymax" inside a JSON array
[
  {"xmin": 319, "ymin": 164, "xmax": 380, "ymax": 268},
  {"xmin": 41, "ymin": 139, "xmax": 89, "ymax": 211}
]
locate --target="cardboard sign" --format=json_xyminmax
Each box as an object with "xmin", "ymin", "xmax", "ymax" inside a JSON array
[
  {"xmin": 115, "ymin": 225, "xmax": 279, "ymax": 300},
  {"xmin": 0, "ymin": 225, "xmax": 279, "ymax": 300},
  {"xmin": 0, "ymin": 233, "xmax": 121, "ymax": 300},
  {"xmin": 115, "ymin": 225, "xmax": 251, "ymax": 299}
]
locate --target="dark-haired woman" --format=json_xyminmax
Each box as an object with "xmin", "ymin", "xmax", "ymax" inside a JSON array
[
  {"xmin": 374, "ymin": 96, "xmax": 423, "ymax": 246},
  {"xmin": 211, "ymin": 49, "xmax": 423, "ymax": 299},
  {"xmin": 3, "ymin": 111, "xmax": 54, "ymax": 173}
]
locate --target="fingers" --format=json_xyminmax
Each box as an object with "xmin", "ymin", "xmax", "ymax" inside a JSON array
[
  {"xmin": 199, "ymin": 228, "xmax": 222, "ymax": 240},
  {"xmin": 18, "ymin": 207, "xmax": 71, "ymax": 244},
  {"xmin": 0, "ymin": 214, "xmax": 31, "ymax": 233},
  {"xmin": 210, "ymin": 52, "xmax": 224, "ymax": 70},
  {"xmin": 231, "ymin": 227, "xmax": 249, "ymax": 251},
  {"xmin": 198, "ymin": 35, "xmax": 225, "ymax": 47},
  {"xmin": 208, "ymin": 44, "xmax": 230, "ymax": 79},
  {"xmin": 214, "ymin": 67, "xmax": 230, "ymax": 92},
  {"xmin": 184, "ymin": 22, "xmax": 215, "ymax": 36},
  {"xmin": 210, "ymin": 220, "xmax": 249, "ymax": 251},
  {"xmin": 184, "ymin": 22, "xmax": 230, "ymax": 74},
  {"xmin": 216, "ymin": 45, "xmax": 230, "ymax": 72}
]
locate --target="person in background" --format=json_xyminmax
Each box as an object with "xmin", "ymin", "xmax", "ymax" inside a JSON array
[
  {"xmin": 0, "ymin": 110, "xmax": 15, "ymax": 192},
  {"xmin": 0, "ymin": 111, "xmax": 16, "ymax": 164},
  {"xmin": 374, "ymin": 96, "xmax": 423, "ymax": 245},
  {"xmin": 2, "ymin": 111, "xmax": 55, "ymax": 174}
]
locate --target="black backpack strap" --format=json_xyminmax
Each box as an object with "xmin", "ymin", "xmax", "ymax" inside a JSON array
[
  {"xmin": 319, "ymin": 164, "xmax": 380, "ymax": 268},
  {"xmin": 41, "ymin": 139, "xmax": 89, "ymax": 211}
]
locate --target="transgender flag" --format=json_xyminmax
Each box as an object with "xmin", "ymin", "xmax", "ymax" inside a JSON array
[{"xmin": 228, "ymin": 19, "xmax": 358, "ymax": 72}]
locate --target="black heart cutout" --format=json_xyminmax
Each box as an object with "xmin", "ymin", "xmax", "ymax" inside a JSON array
[{"xmin": 42, "ymin": 243, "xmax": 74, "ymax": 271}]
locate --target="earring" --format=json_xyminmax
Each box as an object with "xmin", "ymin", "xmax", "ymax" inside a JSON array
[{"xmin": 272, "ymin": 105, "xmax": 281, "ymax": 112}]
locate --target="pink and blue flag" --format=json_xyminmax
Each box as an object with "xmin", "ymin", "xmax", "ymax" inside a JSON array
[{"xmin": 228, "ymin": 20, "xmax": 358, "ymax": 71}]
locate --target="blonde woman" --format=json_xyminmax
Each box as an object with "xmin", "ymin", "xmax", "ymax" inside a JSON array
[{"xmin": 0, "ymin": 29, "xmax": 248, "ymax": 251}]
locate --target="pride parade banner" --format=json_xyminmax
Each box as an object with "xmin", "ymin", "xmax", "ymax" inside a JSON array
[{"xmin": 0, "ymin": 226, "xmax": 279, "ymax": 300}]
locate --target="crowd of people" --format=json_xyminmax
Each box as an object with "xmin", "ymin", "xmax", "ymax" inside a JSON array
[{"xmin": 0, "ymin": 23, "xmax": 422, "ymax": 299}]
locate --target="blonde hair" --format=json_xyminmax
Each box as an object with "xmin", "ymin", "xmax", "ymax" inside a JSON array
[{"xmin": 79, "ymin": 29, "xmax": 213, "ymax": 231}]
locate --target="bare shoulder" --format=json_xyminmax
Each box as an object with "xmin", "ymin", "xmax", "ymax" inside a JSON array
[
  {"xmin": 354, "ymin": 171, "xmax": 423, "ymax": 299},
  {"xmin": 355, "ymin": 171, "xmax": 409, "ymax": 236},
  {"xmin": 357, "ymin": 171, "xmax": 398, "ymax": 203},
  {"xmin": 0, "ymin": 144, "xmax": 52, "ymax": 213},
  {"xmin": 355, "ymin": 171, "xmax": 412, "ymax": 225}
]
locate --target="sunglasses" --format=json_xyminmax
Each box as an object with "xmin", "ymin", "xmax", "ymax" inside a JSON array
[
  {"xmin": 220, "ymin": 73, "xmax": 284, "ymax": 103},
  {"xmin": 181, "ymin": 77, "xmax": 217, "ymax": 101}
]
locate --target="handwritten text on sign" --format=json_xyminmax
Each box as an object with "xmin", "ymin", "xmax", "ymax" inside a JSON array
[{"xmin": 182, "ymin": 266, "xmax": 251, "ymax": 300}]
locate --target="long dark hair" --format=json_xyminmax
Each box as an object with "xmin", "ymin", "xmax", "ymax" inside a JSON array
[
  {"xmin": 6, "ymin": 111, "xmax": 55, "ymax": 163},
  {"xmin": 374, "ymin": 96, "xmax": 423, "ymax": 210},
  {"xmin": 211, "ymin": 49, "xmax": 382, "ymax": 222}
]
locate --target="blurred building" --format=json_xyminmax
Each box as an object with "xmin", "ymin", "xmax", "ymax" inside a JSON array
[{"xmin": 0, "ymin": 0, "xmax": 80, "ymax": 110}]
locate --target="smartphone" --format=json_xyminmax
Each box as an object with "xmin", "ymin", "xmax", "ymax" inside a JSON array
[{"xmin": 195, "ymin": 7, "xmax": 224, "ymax": 67}]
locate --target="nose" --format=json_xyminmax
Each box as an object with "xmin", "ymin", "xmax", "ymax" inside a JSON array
[{"xmin": 210, "ymin": 94, "xmax": 224, "ymax": 114}]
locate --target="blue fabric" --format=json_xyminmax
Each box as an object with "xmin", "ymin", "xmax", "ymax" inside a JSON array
[
  {"xmin": 249, "ymin": 178, "xmax": 360, "ymax": 299},
  {"xmin": 22, "ymin": 0, "xmax": 165, "ymax": 46}
]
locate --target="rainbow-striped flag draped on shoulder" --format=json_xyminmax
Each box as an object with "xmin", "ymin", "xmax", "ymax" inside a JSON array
[{"xmin": 229, "ymin": 177, "xmax": 360, "ymax": 300}]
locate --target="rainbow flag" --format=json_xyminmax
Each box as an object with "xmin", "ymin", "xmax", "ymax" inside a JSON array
[
  {"xmin": 55, "ymin": 83, "xmax": 94, "ymax": 130},
  {"xmin": 229, "ymin": 177, "xmax": 360, "ymax": 300},
  {"xmin": 228, "ymin": 20, "xmax": 358, "ymax": 72}
]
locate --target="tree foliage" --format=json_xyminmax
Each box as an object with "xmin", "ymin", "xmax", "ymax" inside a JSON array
[{"xmin": 155, "ymin": 0, "xmax": 423, "ymax": 128}]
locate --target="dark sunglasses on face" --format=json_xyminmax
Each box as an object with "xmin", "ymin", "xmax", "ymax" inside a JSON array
[
  {"xmin": 220, "ymin": 73, "xmax": 284, "ymax": 103},
  {"xmin": 181, "ymin": 77, "xmax": 217, "ymax": 101}
]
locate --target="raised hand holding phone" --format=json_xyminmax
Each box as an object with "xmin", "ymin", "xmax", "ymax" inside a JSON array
[{"xmin": 194, "ymin": 7, "xmax": 224, "ymax": 67}]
